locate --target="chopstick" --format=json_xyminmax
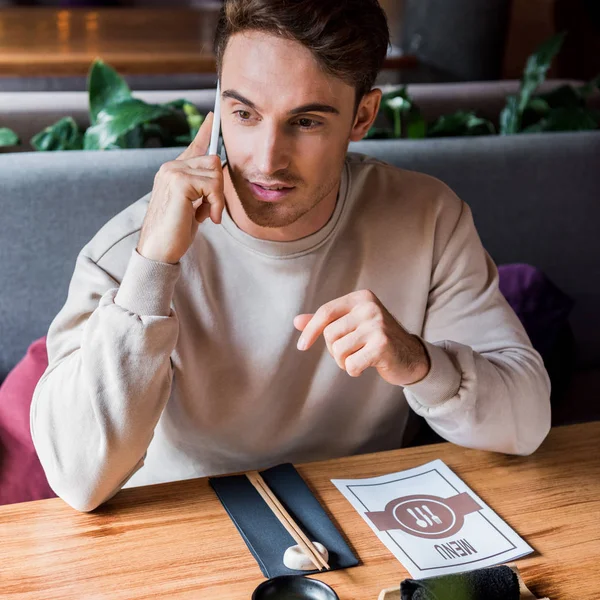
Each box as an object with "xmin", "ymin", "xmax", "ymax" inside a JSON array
[{"xmin": 246, "ymin": 470, "xmax": 330, "ymax": 571}]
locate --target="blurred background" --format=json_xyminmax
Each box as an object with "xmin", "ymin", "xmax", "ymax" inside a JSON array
[{"xmin": 1, "ymin": 0, "xmax": 599, "ymax": 91}]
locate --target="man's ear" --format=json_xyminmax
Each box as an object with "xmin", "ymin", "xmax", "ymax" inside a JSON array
[{"xmin": 349, "ymin": 88, "xmax": 382, "ymax": 142}]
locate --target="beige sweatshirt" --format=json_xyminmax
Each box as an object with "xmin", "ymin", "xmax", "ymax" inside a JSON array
[{"xmin": 31, "ymin": 153, "xmax": 551, "ymax": 512}]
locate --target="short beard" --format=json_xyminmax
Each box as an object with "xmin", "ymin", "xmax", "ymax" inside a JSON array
[
  {"xmin": 240, "ymin": 200, "xmax": 313, "ymax": 229},
  {"xmin": 229, "ymin": 169, "xmax": 338, "ymax": 230}
]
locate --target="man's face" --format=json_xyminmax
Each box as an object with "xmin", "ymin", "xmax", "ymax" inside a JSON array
[{"xmin": 220, "ymin": 31, "xmax": 359, "ymax": 230}]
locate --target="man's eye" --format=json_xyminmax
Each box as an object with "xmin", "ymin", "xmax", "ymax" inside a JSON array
[
  {"xmin": 234, "ymin": 110, "xmax": 252, "ymax": 121},
  {"xmin": 296, "ymin": 118, "xmax": 321, "ymax": 130}
]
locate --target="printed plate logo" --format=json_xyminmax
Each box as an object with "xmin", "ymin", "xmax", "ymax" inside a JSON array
[{"xmin": 365, "ymin": 492, "xmax": 481, "ymax": 540}]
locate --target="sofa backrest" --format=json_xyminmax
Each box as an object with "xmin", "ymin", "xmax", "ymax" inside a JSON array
[
  {"xmin": 0, "ymin": 149, "xmax": 172, "ymax": 381},
  {"xmin": 1, "ymin": 131, "xmax": 599, "ymax": 381}
]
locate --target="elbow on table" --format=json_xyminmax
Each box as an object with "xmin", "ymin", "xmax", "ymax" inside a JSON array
[
  {"xmin": 63, "ymin": 494, "xmax": 104, "ymax": 513},
  {"xmin": 513, "ymin": 417, "xmax": 551, "ymax": 456},
  {"xmin": 44, "ymin": 455, "xmax": 143, "ymax": 512},
  {"xmin": 511, "ymin": 384, "xmax": 552, "ymax": 457},
  {"xmin": 35, "ymin": 445, "xmax": 126, "ymax": 512},
  {"xmin": 64, "ymin": 487, "xmax": 110, "ymax": 513},
  {"xmin": 44, "ymin": 469, "xmax": 112, "ymax": 513},
  {"xmin": 32, "ymin": 439, "xmax": 109, "ymax": 512}
]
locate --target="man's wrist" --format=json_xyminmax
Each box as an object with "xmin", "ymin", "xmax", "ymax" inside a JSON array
[
  {"xmin": 115, "ymin": 248, "xmax": 182, "ymax": 317},
  {"xmin": 404, "ymin": 336, "xmax": 431, "ymax": 385},
  {"xmin": 402, "ymin": 340, "xmax": 462, "ymax": 407},
  {"xmin": 136, "ymin": 243, "xmax": 179, "ymax": 266}
]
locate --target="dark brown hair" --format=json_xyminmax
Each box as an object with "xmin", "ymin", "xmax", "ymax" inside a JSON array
[{"xmin": 213, "ymin": 0, "xmax": 390, "ymax": 108}]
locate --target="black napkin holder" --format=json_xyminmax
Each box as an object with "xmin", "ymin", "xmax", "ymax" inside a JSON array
[{"xmin": 209, "ymin": 463, "xmax": 359, "ymax": 578}]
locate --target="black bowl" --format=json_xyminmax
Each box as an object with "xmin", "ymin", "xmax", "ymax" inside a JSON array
[{"xmin": 252, "ymin": 575, "xmax": 339, "ymax": 600}]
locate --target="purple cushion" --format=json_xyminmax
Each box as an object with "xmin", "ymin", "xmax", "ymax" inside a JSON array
[
  {"xmin": 498, "ymin": 264, "xmax": 574, "ymax": 359},
  {"xmin": 0, "ymin": 337, "xmax": 55, "ymax": 505}
]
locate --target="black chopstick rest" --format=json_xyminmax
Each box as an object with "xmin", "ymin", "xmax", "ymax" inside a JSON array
[{"xmin": 400, "ymin": 565, "xmax": 520, "ymax": 600}]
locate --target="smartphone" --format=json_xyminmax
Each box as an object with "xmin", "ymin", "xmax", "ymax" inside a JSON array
[{"xmin": 208, "ymin": 80, "xmax": 221, "ymax": 156}]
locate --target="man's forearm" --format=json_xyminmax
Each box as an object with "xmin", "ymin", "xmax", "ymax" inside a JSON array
[
  {"xmin": 31, "ymin": 251, "xmax": 180, "ymax": 511},
  {"xmin": 403, "ymin": 339, "xmax": 551, "ymax": 455}
]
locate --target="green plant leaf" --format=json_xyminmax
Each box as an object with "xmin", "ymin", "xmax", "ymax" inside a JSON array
[
  {"xmin": 370, "ymin": 87, "xmax": 425, "ymax": 139},
  {"xmin": 384, "ymin": 95, "xmax": 410, "ymax": 112},
  {"xmin": 429, "ymin": 111, "xmax": 495, "ymax": 137},
  {"xmin": 465, "ymin": 114, "xmax": 495, "ymax": 134},
  {"xmin": 523, "ymin": 107, "xmax": 599, "ymax": 133},
  {"xmin": 527, "ymin": 97, "xmax": 551, "ymax": 113},
  {"xmin": 161, "ymin": 99, "xmax": 205, "ymax": 142},
  {"xmin": 174, "ymin": 133, "xmax": 194, "ymax": 144},
  {"xmin": 84, "ymin": 98, "xmax": 174, "ymax": 150},
  {"xmin": 500, "ymin": 32, "xmax": 566, "ymax": 134},
  {"xmin": 519, "ymin": 31, "xmax": 566, "ymax": 112},
  {"xmin": 87, "ymin": 59, "xmax": 132, "ymax": 126},
  {"xmin": 163, "ymin": 99, "xmax": 200, "ymax": 115},
  {"xmin": 0, "ymin": 127, "xmax": 20, "ymax": 147},
  {"xmin": 112, "ymin": 125, "xmax": 145, "ymax": 149},
  {"xmin": 536, "ymin": 84, "xmax": 583, "ymax": 109},
  {"xmin": 164, "ymin": 99, "xmax": 188, "ymax": 110},
  {"xmin": 406, "ymin": 112, "xmax": 427, "ymax": 139},
  {"xmin": 30, "ymin": 117, "xmax": 84, "ymax": 151},
  {"xmin": 142, "ymin": 122, "xmax": 166, "ymax": 140},
  {"xmin": 381, "ymin": 86, "xmax": 411, "ymax": 104},
  {"xmin": 181, "ymin": 101, "xmax": 204, "ymax": 139},
  {"xmin": 382, "ymin": 87, "xmax": 413, "ymax": 117},
  {"xmin": 519, "ymin": 97, "xmax": 551, "ymax": 130},
  {"xmin": 499, "ymin": 95, "xmax": 520, "ymax": 135},
  {"xmin": 143, "ymin": 121, "xmax": 187, "ymax": 146},
  {"xmin": 381, "ymin": 87, "xmax": 414, "ymax": 137},
  {"xmin": 578, "ymin": 74, "xmax": 600, "ymax": 98}
]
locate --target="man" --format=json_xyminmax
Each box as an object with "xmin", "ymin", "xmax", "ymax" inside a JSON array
[{"xmin": 31, "ymin": 0, "xmax": 551, "ymax": 513}]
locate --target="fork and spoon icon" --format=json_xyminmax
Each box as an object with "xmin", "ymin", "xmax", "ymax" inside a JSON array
[{"xmin": 407, "ymin": 505, "xmax": 442, "ymax": 528}]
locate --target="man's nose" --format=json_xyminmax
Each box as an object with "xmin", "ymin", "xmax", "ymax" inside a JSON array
[{"xmin": 255, "ymin": 122, "xmax": 291, "ymax": 176}]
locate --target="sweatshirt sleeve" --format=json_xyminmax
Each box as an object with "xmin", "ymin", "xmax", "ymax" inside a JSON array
[
  {"xmin": 30, "ymin": 247, "xmax": 181, "ymax": 512},
  {"xmin": 402, "ymin": 193, "xmax": 551, "ymax": 456}
]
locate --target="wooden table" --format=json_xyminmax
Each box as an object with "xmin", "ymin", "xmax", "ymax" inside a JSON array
[
  {"xmin": 1, "ymin": 422, "xmax": 599, "ymax": 599},
  {"xmin": 0, "ymin": 8, "xmax": 418, "ymax": 78}
]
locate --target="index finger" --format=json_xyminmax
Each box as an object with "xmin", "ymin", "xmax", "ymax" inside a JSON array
[
  {"xmin": 176, "ymin": 111, "xmax": 214, "ymax": 161},
  {"xmin": 297, "ymin": 296, "xmax": 355, "ymax": 351}
]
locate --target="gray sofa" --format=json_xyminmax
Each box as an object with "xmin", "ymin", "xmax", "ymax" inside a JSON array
[{"xmin": 1, "ymin": 131, "xmax": 600, "ymax": 426}]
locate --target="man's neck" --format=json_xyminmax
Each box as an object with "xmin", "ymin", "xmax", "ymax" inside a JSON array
[{"xmin": 222, "ymin": 165, "xmax": 341, "ymax": 242}]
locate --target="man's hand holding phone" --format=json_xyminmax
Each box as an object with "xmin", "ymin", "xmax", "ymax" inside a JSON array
[{"xmin": 137, "ymin": 111, "xmax": 225, "ymax": 265}]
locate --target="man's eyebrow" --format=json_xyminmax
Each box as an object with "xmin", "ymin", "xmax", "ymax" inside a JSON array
[
  {"xmin": 222, "ymin": 90, "xmax": 258, "ymax": 110},
  {"xmin": 289, "ymin": 103, "xmax": 340, "ymax": 116},
  {"xmin": 222, "ymin": 89, "xmax": 340, "ymax": 116}
]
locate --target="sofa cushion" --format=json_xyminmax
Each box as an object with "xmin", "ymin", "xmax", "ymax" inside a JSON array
[
  {"xmin": 498, "ymin": 263, "xmax": 574, "ymax": 360},
  {"xmin": 498, "ymin": 264, "xmax": 577, "ymax": 423},
  {"xmin": 0, "ymin": 336, "xmax": 55, "ymax": 505}
]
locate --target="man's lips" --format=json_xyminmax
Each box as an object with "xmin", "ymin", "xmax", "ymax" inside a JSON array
[{"xmin": 248, "ymin": 181, "xmax": 296, "ymax": 202}]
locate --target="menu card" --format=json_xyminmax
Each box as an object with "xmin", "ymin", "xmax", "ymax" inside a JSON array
[{"xmin": 332, "ymin": 459, "xmax": 532, "ymax": 578}]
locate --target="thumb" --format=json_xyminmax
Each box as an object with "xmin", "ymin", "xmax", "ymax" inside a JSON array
[{"xmin": 293, "ymin": 314, "xmax": 313, "ymax": 331}]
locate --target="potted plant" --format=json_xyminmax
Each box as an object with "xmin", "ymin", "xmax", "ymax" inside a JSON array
[
  {"xmin": 367, "ymin": 32, "xmax": 600, "ymax": 139},
  {"xmin": 28, "ymin": 59, "xmax": 205, "ymax": 152}
]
